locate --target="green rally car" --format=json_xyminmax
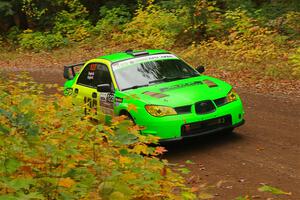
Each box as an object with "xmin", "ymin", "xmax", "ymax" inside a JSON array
[{"xmin": 63, "ymin": 49, "xmax": 245, "ymax": 141}]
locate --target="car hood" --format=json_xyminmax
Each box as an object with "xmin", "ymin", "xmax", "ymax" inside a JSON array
[{"xmin": 123, "ymin": 75, "xmax": 232, "ymax": 107}]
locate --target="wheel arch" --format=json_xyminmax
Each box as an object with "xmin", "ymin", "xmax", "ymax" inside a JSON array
[{"xmin": 118, "ymin": 109, "xmax": 135, "ymax": 122}]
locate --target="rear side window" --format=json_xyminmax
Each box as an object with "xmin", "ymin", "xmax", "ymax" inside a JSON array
[{"xmin": 77, "ymin": 63, "xmax": 112, "ymax": 88}]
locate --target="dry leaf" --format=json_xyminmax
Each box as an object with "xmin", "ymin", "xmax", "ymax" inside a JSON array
[{"xmin": 58, "ymin": 177, "xmax": 76, "ymax": 188}]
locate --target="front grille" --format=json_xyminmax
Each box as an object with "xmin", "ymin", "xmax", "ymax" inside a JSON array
[
  {"xmin": 175, "ymin": 105, "xmax": 191, "ymax": 114},
  {"xmin": 181, "ymin": 115, "xmax": 232, "ymax": 137},
  {"xmin": 214, "ymin": 97, "xmax": 228, "ymax": 107},
  {"xmin": 195, "ymin": 100, "xmax": 215, "ymax": 114}
]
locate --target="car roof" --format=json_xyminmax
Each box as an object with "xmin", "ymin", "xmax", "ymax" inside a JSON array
[{"xmin": 97, "ymin": 49, "xmax": 170, "ymax": 63}]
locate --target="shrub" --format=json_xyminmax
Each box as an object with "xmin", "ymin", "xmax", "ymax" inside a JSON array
[
  {"xmin": 6, "ymin": 26, "xmax": 21, "ymax": 48},
  {"xmin": 18, "ymin": 30, "xmax": 66, "ymax": 51},
  {"xmin": 93, "ymin": 5, "xmax": 132, "ymax": 39},
  {"xmin": 283, "ymin": 11, "xmax": 300, "ymax": 37},
  {"xmin": 224, "ymin": 8, "xmax": 256, "ymax": 36},
  {"xmin": 53, "ymin": 0, "xmax": 92, "ymax": 43},
  {"xmin": 289, "ymin": 47, "xmax": 300, "ymax": 78},
  {"xmin": 181, "ymin": 25, "xmax": 296, "ymax": 79},
  {"xmin": 53, "ymin": 11, "xmax": 92, "ymax": 43},
  {"xmin": 178, "ymin": 6, "xmax": 300, "ymax": 79},
  {"xmin": 183, "ymin": 0, "xmax": 224, "ymax": 42},
  {"xmin": 0, "ymin": 74, "xmax": 196, "ymax": 199},
  {"xmin": 122, "ymin": 2, "xmax": 188, "ymax": 48}
]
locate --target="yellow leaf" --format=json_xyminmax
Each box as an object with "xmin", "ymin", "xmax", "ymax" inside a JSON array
[
  {"xmin": 207, "ymin": 6, "xmax": 215, "ymax": 11},
  {"xmin": 119, "ymin": 156, "xmax": 131, "ymax": 164},
  {"xmin": 199, "ymin": 192, "xmax": 214, "ymax": 199},
  {"xmin": 132, "ymin": 144, "xmax": 148, "ymax": 154},
  {"xmin": 58, "ymin": 177, "xmax": 75, "ymax": 188}
]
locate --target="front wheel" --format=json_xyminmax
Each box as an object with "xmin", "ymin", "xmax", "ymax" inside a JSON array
[{"xmin": 120, "ymin": 111, "xmax": 135, "ymax": 125}]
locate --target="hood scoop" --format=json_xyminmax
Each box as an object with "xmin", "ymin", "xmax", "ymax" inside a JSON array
[
  {"xmin": 143, "ymin": 91, "xmax": 169, "ymax": 98},
  {"xmin": 203, "ymin": 80, "xmax": 218, "ymax": 88}
]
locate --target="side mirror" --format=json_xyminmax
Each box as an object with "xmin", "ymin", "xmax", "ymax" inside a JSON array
[
  {"xmin": 97, "ymin": 84, "xmax": 112, "ymax": 92},
  {"xmin": 63, "ymin": 67, "xmax": 73, "ymax": 80},
  {"xmin": 196, "ymin": 65, "xmax": 205, "ymax": 73}
]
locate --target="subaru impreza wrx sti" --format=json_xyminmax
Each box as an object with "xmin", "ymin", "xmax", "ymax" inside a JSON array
[{"xmin": 63, "ymin": 49, "xmax": 245, "ymax": 141}]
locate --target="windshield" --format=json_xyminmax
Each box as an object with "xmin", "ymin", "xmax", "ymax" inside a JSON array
[{"xmin": 112, "ymin": 54, "xmax": 199, "ymax": 91}]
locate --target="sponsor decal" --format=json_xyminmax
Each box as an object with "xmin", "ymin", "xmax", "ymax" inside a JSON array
[
  {"xmin": 112, "ymin": 54, "xmax": 178, "ymax": 71},
  {"xmin": 160, "ymin": 81, "xmax": 203, "ymax": 92},
  {"xmin": 100, "ymin": 92, "xmax": 114, "ymax": 115},
  {"xmin": 115, "ymin": 97, "xmax": 123, "ymax": 103},
  {"xmin": 87, "ymin": 71, "xmax": 95, "ymax": 80},
  {"xmin": 115, "ymin": 97, "xmax": 123, "ymax": 106},
  {"xmin": 89, "ymin": 63, "xmax": 97, "ymax": 71}
]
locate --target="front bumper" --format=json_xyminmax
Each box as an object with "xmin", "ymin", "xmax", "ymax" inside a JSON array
[
  {"xmin": 137, "ymin": 98, "xmax": 245, "ymax": 141},
  {"xmin": 159, "ymin": 119, "xmax": 245, "ymax": 142}
]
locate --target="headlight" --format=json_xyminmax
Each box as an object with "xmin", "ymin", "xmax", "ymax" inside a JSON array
[
  {"xmin": 227, "ymin": 89, "xmax": 238, "ymax": 102},
  {"xmin": 145, "ymin": 105, "xmax": 177, "ymax": 117}
]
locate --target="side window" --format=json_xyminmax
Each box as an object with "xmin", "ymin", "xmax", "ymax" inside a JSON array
[
  {"xmin": 77, "ymin": 63, "xmax": 112, "ymax": 88},
  {"xmin": 93, "ymin": 64, "xmax": 112, "ymax": 87},
  {"xmin": 77, "ymin": 63, "xmax": 97, "ymax": 87}
]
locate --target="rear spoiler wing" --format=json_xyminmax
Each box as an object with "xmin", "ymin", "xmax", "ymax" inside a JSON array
[{"xmin": 63, "ymin": 62, "xmax": 85, "ymax": 80}]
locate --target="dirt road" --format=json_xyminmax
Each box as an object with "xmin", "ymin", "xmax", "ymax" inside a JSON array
[
  {"xmin": 5, "ymin": 69, "xmax": 300, "ymax": 199},
  {"xmin": 165, "ymin": 90, "xmax": 300, "ymax": 199}
]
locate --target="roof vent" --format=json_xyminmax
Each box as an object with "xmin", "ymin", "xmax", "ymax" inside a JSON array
[
  {"xmin": 125, "ymin": 49, "xmax": 133, "ymax": 54},
  {"xmin": 125, "ymin": 49, "xmax": 149, "ymax": 57}
]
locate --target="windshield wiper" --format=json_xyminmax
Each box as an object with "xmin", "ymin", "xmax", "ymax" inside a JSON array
[
  {"xmin": 149, "ymin": 75, "xmax": 197, "ymax": 84},
  {"xmin": 122, "ymin": 84, "xmax": 149, "ymax": 91}
]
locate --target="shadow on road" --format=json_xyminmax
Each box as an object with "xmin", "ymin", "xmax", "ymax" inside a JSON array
[{"xmin": 162, "ymin": 131, "xmax": 245, "ymax": 158}]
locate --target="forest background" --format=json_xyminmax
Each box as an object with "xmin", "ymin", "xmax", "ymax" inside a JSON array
[{"xmin": 0, "ymin": 0, "xmax": 300, "ymax": 80}]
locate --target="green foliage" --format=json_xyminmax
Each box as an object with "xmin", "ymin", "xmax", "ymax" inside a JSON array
[
  {"xmin": 6, "ymin": 26, "xmax": 21, "ymax": 47},
  {"xmin": 0, "ymin": 74, "xmax": 195, "ymax": 199},
  {"xmin": 53, "ymin": 1, "xmax": 92, "ymax": 42},
  {"xmin": 18, "ymin": 30, "xmax": 66, "ymax": 51},
  {"xmin": 224, "ymin": 9, "xmax": 254, "ymax": 35},
  {"xmin": 122, "ymin": 1, "xmax": 189, "ymax": 48},
  {"xmin": 184, "ymin": 0, "xmax": 223, "ymax": 41},
  {"xmin": 0, "ymin": 0, "xmax": 299, "ymax": 80},
  {"xmin": 181, "ymin": 6, "xmax": 299, "ymax": 80},
  {"xmin": 17, "ymin": 0, "xmax": 93, "ymax": 50},
  {"xmin": 289, "ymin": 47, "xmax": 300, "ymax": 78},
  {"xmin": 22, "ymin": 0, "xmax": 48, "ymax": 20},
  {"xmin": 53, "ymin": 11, "xmax": 91, "ymax": 42},
  {"xmin": 0, "ymin": 1, "xmax": 14, "ymax": 16},
  {"xmin": 93, "ymin": 5, "xmax": 132, "ymax": 39},
  {"xmin": 283, "ymin": 11, "xmax": 300, "ymax": 37},
  {"xmin": 224, "ymin": 0, "xmax": 255, "ymax": 11}
]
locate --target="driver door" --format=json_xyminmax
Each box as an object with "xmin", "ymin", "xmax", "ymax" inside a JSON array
[{"xmin": 74, "ymin": 62, "xmax": 114, "ymax": 116}]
